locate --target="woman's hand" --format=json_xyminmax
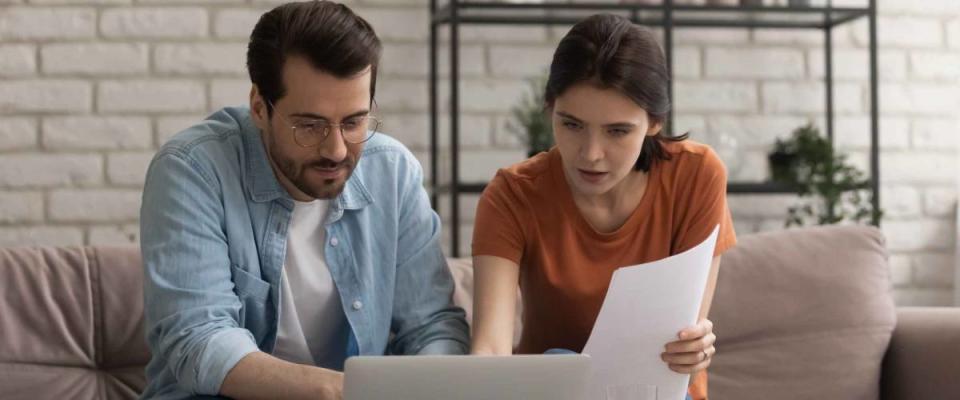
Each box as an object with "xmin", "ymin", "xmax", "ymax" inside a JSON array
[{"xmin": 660, "ymin": 319, "xmax": 716, "ymax": 374}]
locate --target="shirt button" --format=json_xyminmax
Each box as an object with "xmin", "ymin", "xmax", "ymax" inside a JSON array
[
  {"xmin": 330, "ymin": 237, "xmax": 339, "ymax": 247},
  {"xmin": 352, "ymin": 300, "xmax": 363, "ymax": 310}
]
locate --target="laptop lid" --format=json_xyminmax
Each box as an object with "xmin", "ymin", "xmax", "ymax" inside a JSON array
[{"xmin": 343, "ymin": 354, "xmax": 591, "ymax": 400}]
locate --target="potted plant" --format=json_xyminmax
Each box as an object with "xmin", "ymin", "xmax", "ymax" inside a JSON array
[
  {"xmin": 507, "ymin": 74, "xmax": 554, "ymax": 157},
  {"xmin": 768, "ymin": 123, "xmax": 883, "ymax": 227}
]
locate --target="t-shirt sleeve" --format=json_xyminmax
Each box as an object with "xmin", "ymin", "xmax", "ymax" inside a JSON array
[
  {"xmin": 672, "ymin": 147, "xmax": 737, "ymax": 257},
  {"xmin": 471, "ymin": 170, "xmax": 526, "ymax": 264}
]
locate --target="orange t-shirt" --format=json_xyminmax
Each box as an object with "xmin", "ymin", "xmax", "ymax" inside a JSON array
[{"xmin": 471, "ymin": 139, "xmax": 737, "ymax": 400}]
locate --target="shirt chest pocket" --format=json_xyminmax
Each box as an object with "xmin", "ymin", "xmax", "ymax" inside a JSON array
[{"xmin": 230, "ymin": 263, "xmax": 271, "ymax": 335}]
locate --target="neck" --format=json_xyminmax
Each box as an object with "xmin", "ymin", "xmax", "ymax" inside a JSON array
[{"xmin": 572, "ymin": 169, "xmax": 648, "ymax": 210}]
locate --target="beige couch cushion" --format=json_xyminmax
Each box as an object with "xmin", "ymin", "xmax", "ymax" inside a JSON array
[
  {"xmin": 0, "ymin": 246, "xmax": 149, "ymax": 400},
  {"xmin": 709, "ymin": 225, "xmax": 896, "ymax": 400}
]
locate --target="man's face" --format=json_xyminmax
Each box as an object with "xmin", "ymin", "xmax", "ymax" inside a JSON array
[{"xmin": 251, "ymin": 55, "xmax": 372, "ymax": 201}]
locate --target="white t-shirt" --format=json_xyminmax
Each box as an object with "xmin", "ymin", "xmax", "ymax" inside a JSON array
[{"xmin": 272, "ymin": 199, "xmax": 350, "ymax": 370}]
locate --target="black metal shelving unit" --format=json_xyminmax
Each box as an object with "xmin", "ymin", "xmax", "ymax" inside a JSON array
[{"xmin": 429, "ymin": 0, "xmax": 880, "ymax": 256}]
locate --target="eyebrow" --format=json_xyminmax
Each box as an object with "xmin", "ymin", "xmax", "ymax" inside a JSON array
[
  {"xmin": 555, "ymin": 111, "xmax": 638, "ymax": 129},
  {"xmin": 289, "ymin": 109, "xmax": 370, "ymax": 122}
]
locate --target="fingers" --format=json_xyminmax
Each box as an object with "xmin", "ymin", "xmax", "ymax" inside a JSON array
[
  {"xmin": 678, "ymin": 319, "xmax": 713, "ymax": 341},
  {"xmin": 664, "ymin": 332, "xmax": 716, "ymax": 354},
  {"xmin": 661, "ymin": 346, "xmax": 715, "ymax": 374},
  {"xmin": 661, "ymin": 319, "xmax": 718, "ymax": 374},
  {"xmin": 667, "ymin": 357, "xmax": 712, "ymax": 374}
]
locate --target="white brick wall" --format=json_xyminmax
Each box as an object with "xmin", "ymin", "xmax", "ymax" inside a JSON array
[
  {"xmin": 0, "ymin": 154, "xmax": 102, "ymax": 187},
  {"xmin": 100, "ymin": 8, "xmax": 208, "ymax": 39},
  {"xmin": 0, "ymin": 0, "xmax": 956, "ymax": 306},
  {"xmin": 0, "ymin": 44, "xmax": 36, "ymax": 77},
  {"xmin": 154, "ymin": 43, "xmax": 247, "ymax": 75},
  {"xmin": 0, "ymin": 118, "xmax": 37, "ymax": 150},
  {"xmin": 705, "ymin": 48, "xmax": 805, "ymax": 79},
  {"xmin": 98, "ymin": 80, "xmax": 206, "ymax": 113},
  {"xmin": 0, "ymin": 80, "xmax": 92, "ymax": 112},
  {"xmin": 0, "ymin": 7, "xmax": 96, "ymax": 40},
  {"xmin": 48, "ymin": 189, "xmax": 141, "ymax": 222},
  {"xmin": 41, "ymin": 43, "xmax": 149, "ymax": 75},
  {"xmin": 43, "ymin": 116, "xmax": 152, "ymax": 150}
]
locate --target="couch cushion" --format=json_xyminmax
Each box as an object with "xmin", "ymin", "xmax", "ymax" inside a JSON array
[
  {"xmin": 0, "ymin": 246, "xmax": 148, "ymax": 400},
  {"xmin": 709, "ymin": 225, "xmax": 896, "ymax": 400}
]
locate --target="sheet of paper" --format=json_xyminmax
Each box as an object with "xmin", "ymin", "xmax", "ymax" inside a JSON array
[{"xmin": 582, "ymin": 225, "xmax": 720, "ymax": 400}]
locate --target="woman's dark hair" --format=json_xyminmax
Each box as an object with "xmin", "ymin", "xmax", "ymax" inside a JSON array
[
  {"xmin": 247, "ymin": 1, "xmax": 382, "ymax": 117},
  {"xmin": 545, "ymin": 14, "xmax": 687, "ymax": 172}
]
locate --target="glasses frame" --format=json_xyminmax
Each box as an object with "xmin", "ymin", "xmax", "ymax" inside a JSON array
[{"xmin": 267, "ymin": 101, "xmax": 380, "ymax": 147}]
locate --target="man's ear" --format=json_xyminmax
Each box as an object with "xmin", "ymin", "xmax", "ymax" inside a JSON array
[{"xmin": 249, "ymin": 85, "xmax": 269, "ymax": 130}]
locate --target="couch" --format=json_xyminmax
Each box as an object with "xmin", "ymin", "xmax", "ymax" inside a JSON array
[{"xmin": 2, "ymin": 225, "xmax": 959, "ymax": 399}]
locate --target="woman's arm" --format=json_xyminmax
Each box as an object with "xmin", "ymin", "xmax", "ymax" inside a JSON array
[
  {"xmin": 699, "ymin": 255, "xmax": 721, "ymax": 320},
  {"xmin": 470, "ymin": 255, "xmax": 521, "ymax": 355},
  {"xmin": 662, "ymin": 255, "xmax": 721, "ymax": 373}
]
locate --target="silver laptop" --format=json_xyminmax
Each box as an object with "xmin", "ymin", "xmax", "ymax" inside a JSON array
[{"xmin": 343, "ymin": 354, "xmax": 591, "ymax": 400}]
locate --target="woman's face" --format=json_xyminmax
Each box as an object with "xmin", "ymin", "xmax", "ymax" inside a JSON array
[{"xmin": 551, "ymin": 82, "xmax": 662, "ymax": 199}]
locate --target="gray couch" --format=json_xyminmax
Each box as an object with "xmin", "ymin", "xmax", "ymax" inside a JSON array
[{"xmin": 2, "ymin": 225, "xmax": 959, "ymax": 399}]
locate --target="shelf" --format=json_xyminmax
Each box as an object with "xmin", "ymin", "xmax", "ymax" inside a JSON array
[
  {"xmin": 433, "ymin": 2, "xmax": 870, "ymax": 30},
  {"xmin": 432, "ymin": 181, "xmax": 871, "ymax": 196}
]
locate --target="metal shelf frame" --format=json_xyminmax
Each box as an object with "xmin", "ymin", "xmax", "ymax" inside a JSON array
[{"xmin": 429, "ymin": 0, "xmax": 880, "ymax": 256}]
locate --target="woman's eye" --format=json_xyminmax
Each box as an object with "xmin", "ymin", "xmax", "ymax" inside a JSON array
[
  {"xmin": 562, "ymin": 121, "xmax": 581, "ymax": 130},
  {"xmin": 609, "ymin": 128, "xmax": 630, "ymax": 136}
]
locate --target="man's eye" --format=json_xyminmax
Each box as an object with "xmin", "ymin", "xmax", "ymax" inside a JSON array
[{"xmin": 298, "ymin": 123, "xmax": 325, "ymax": 132}]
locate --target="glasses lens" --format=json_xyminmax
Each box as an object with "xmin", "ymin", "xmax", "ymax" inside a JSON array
[
  {"xmin": 345, "ymin": 117, "xmax": 379, "ymax": 144},
  {"xmin": 293, "ymin": 123, "xmax": 326, "ymax": 147}
]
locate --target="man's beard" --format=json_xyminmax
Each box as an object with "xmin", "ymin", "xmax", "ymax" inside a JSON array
[{"xmin": 269, "ymin": 133, "xmax": 355, "ymax": 200}]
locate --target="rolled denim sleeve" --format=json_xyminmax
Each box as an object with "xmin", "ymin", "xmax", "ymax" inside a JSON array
[
  {"xmin": 140, "ymin": 150, "xmax": 259, "ymax": 396},
  {"xmin": 387, "ymin": 154, "xmax": 470, "ymax": 356}
]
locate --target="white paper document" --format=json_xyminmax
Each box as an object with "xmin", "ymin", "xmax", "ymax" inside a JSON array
[{"xmin": 582, "ymin": 225, "xmax": 720, "ymax": 400}]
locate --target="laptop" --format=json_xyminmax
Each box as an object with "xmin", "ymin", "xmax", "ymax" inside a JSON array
[{"xmin": 343, "ymin": 354, "xmax": 591, "ymax": 400}]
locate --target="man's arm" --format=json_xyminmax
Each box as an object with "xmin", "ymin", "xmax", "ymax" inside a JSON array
[
  {"xmin": 140, "ymin": 151, "xmax": 342, "ymax": 398},
  {"xmin": 386, "ymin": 153, "xmax": 470, "ymax": 355},
  {"xmin": 220, "ymin": 352, "xmax": 343, "ymax": 400}
]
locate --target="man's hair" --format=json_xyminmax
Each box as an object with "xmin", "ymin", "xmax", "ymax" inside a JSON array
[{"xmin": 247, "ymin": 1, "xmax": 382, "ymax": 116}]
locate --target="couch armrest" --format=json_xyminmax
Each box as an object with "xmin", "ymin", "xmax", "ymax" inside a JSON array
[{"xmin": 881, "ymin": 307, "xmax": 960, "ymax": 400}]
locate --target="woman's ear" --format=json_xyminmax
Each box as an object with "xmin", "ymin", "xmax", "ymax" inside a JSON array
[{"xmin": 647, "ymin": 119, "xmax": 663, "ymax": 137}]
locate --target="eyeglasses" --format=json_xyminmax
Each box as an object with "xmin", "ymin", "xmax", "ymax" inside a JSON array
[{"xmin": 268, "ymin": 102, "xmax": 380, "ymax": 146}]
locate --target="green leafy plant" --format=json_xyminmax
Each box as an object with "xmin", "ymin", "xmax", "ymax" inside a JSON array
[
  {"xmin": 768, "ymin": 123, "xmax": 883, "ymax": 227},
  {"xmin": 507, "ymin": 74, "xmax": 554, "ymax": 157}
]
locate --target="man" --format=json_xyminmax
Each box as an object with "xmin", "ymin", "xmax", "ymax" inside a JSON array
[{"xmin": 138, "ymin": 2, "xmax": 469, "ymax": 399}]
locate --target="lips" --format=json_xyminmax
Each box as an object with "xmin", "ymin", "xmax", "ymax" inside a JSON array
[
  {"xmin": 309, "ymin": 164, "xmax": 346, "ymax": 179},
  {"xmin": 577, "ymin": 168, "xmax": 607, "ymax": 183}
]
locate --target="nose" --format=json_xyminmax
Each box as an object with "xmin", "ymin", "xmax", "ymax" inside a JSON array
[
  {"xmin": 580, "ymin": 129, "xmax": 604, "ymax": 164},
  {"xmin": 319, "ymin": 127, "xmax": 349, "ymax": 163}
]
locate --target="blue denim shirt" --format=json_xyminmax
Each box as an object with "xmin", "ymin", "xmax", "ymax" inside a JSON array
[{"xmin": 139, "ymin": 106, "xmax": 469, "ymax": 399}]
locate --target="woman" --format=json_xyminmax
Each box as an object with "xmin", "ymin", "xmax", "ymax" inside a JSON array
[{"xmin": 470, "ymin": 14, "xmax": 737, "ymax": 400}]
